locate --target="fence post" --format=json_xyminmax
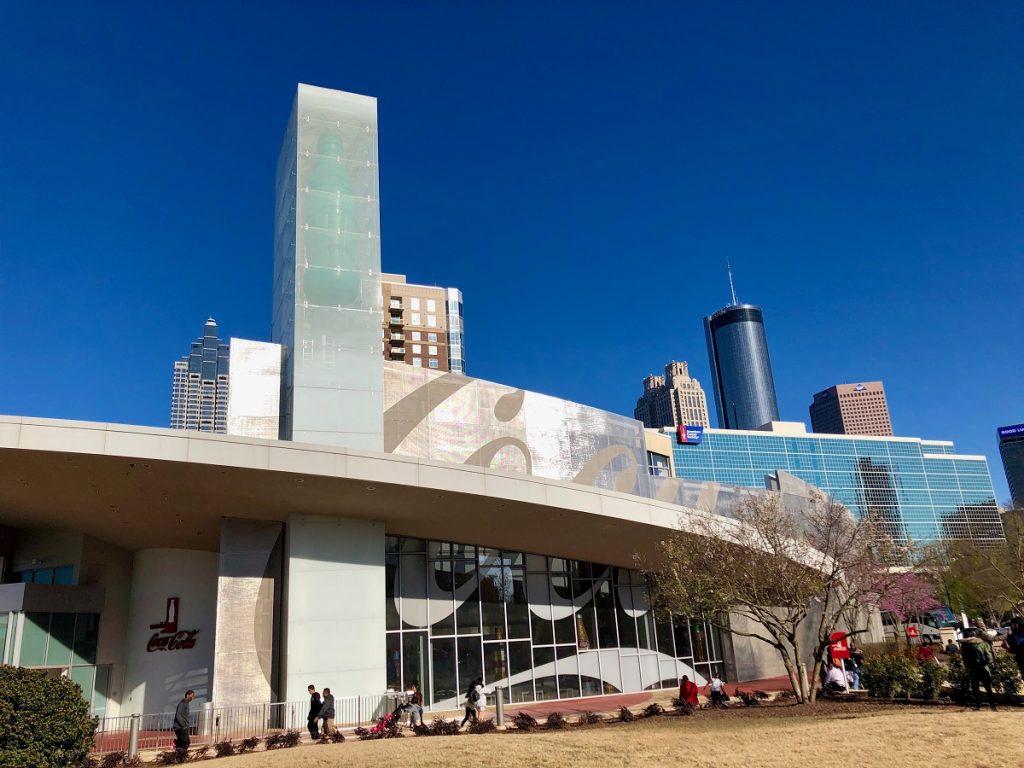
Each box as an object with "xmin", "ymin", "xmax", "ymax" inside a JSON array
[
  {"xmin": 495, "ymin": 686, "xmax": 505, "ymax": 727},
  {"xmin": 127, "ymin": 714, "xmax": 140, "ymax": 759}
]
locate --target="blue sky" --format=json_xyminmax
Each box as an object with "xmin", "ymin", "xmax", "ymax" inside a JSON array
[{"xmin": 1, "ymin": 2, "xmax": 1021, "ymax": 501}]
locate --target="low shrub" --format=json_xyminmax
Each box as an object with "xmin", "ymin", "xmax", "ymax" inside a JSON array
[
  {"xmin": 189, "ymin": 746, "xmax": 208, "ymax": 761},
  {"xmin": 264, "ymin": 732, "xmax": 283, "ymax": 749},
  {"xmin": 860, "ymin": 655, "xmax": 918, "ymax": 698},
  {"xmin": 413, "ymin": 718, "xmax": 461, "ymax": 736},
  {"xmin": 467, "ymin": 718, "xmax": 496, "ymax": 734},
  {"xmin": 913, "ymin": 662, "xmax": 948, "ymax": 701},
  {"xmin": 353, "ymin": 727, "xmax": 370, "ymax": 739},
  {"xmin": 994, "ymin": 653, "xmax": 1021, "ymax": 697},
  {"xmin": 545, "ymin": 712, "xmax": 569, "ymax": 730},
  {"xmin": 154, "ymin": 752, "xmax": 185, "ymax": 765},
  {"xmin": 617, "ymin": 705, "xmax": 636, "ymax": 722},
  {"xmin": 100, "ymin": 752, "xmax": 134, "ymax": 768},
  {"xmin": 213, "ymin": 740, "xmax": 236, "ymax": 758},
  {"xmin": 641, "ymin": 703, "xmax": 665, "ymax": 718},
  {"xmin": 318, "ymin": 730, "xmax": 346, "ymax": 743},
  {"xmin": 0, "ymin": 666, "xmax": 98, "ymax": 768},
  {"xmin": 278, "ymin": 730, "xmax": 302, "ymax": 748},
  {"xmin": 511, "ymin": 712, "xmax": 539, "ymax": 731},
  {"xmin": 238, "ymin": 737, "xmax": 260, "ymax": 753},
  {"xmin": 576, "ymin": 711, "xmax": 602, "ymax": 725},
  {"xmin": 74, "ymin": 757, "xmax": 99, "ymax": 768}
]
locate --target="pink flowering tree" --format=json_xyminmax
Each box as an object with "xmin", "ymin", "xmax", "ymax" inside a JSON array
[{"xmin": 880, "ymin": 572, "xmax": 942, "ymax": 645}]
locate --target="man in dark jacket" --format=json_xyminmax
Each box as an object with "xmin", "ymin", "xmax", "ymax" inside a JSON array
[
  {"xmin": 307, "ymin": 684, "xmax": 322, "ymax": 740},
  {"xmin": 174, "ymin": 690, "xmax": 195, "ymax": 753},
  {"xmin": 320, "ymin": 687, "xmax": 336, "ymax": 735},
  {"xmin": 960, "ymin": 628, "xmax": 997, "ymax": 710}
]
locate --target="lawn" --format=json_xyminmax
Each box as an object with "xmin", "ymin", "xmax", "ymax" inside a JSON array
[{"xmin": 209, "ymin": 703, "xmax": 1024, "ymax": 768}]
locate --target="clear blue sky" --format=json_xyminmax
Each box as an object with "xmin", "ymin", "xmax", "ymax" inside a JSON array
[{"xmin": 1, "ymin": 2, "xmax": 1021, "ymax": 501}]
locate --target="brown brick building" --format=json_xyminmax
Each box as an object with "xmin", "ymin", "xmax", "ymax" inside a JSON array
[
  {"xmin": 809, "ymin": 381, "xmax": 893, "ymax": 436},
  {"xmin": 381, "ymin": 274, "xmax": 465, "ymax": 374}
]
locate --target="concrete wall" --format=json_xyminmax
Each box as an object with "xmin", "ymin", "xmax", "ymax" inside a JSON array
[
  {"xmin": 212, "ymin": 519, "xmax": 283, "ymax": 706},
  {"xmin": 283, "ymin": 514, "xmax": 385, "ymax": 701},
  {"xmin": 122, "ymin": 549, "xmax": 218, "ymax": 715},
  {"xmin": 11, "ymin": 530, "xmax": 83, "ymax": 578}
]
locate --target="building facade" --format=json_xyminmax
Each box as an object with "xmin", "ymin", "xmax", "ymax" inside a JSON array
[
  {"xmin": 634, "ymin": 361, "xmax": 710, "ymax": 430},
  {"xmin": 225, "ymin": 339, "xmax": 283, "ymax": 440},
  {"xmin": 381, "ymin": 274, "xmax": 466, "ymax": 374},
  {"xmin": 998, "ymin": 424, "xmax": 1024, "ymax": 508},
  {"xmin": 669, "ymin": 421, "xmax": 1003, "ymax": 545},
  {"xmin": 809, "ymin": 382, "xmax": 893, "ymax": 437},
  {"xmin": 170, "ymin": 318, "xmax": 230, "ymax": 433},
  {"xmin": 703, "ymin": 304, "xmax": 780, "ymax": 430}
]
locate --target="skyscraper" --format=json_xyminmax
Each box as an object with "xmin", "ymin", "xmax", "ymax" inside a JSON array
[
  {"xmin": 703, "ymin": 271, "xmax": 779, "ymax": 430},
  {"xmin": 998, "ymin": 424, "xmax": 1024, "ymax": 508},
  {"xmin": 809, "ymin": 381, "xmax": 893, "ymax": 436},
  {"xmin": 170, "ymin": 318, "xmax": 230, "ymax": 433},
  {"xmin": 381, "ymin": 274, "xmax": 466, "ymax": 374},
  {"xmin": 634, "ymin": 361, "xmax": 710, "ymax": 429},
  {"xmin": 272, "ymin": 84, "xmax": 384, "ymax": 450}
]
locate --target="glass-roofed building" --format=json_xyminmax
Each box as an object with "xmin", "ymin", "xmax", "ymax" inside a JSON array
[{"xmin": 668, "ymin": 421, "xmax": 1002, "ymax": 545}]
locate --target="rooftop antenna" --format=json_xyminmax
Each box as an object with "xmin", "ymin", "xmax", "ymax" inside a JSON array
[{"xmin": 726, "ymin": 259, "xmax": 739, "ymax": 306}]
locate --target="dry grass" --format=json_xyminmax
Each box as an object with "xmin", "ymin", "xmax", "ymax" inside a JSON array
[{"xmin": 211, "ymin": 704, "xmax": 1024, "ymax": 768}]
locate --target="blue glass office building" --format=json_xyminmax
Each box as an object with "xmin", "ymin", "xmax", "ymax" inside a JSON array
[
  {"xmin": 703, "ymin": 304, "xmax": 780, "ymax": 430},
  {"xmin": 670, "ymin": 424, "xmax": 1002, "ymax": 545}
]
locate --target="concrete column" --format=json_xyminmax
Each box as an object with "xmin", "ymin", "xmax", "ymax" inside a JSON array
[{"xmin": 283, "ymin": 515, "xmax": 385, "ymax": 701}]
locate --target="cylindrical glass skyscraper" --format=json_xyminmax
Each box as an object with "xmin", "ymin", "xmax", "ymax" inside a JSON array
[{"xmin": 703, "ymin": 304, "xmax": 780, "ymax": 430}]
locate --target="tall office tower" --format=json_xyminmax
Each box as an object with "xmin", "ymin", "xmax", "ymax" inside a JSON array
[
  {"xmin": 703, "ymin": 270, "xmax": 780, "ymax": 429},
  {"xmin": 999, "ymin": 424, "xmax": 1024, "ymax": 507},
  {"xmin": 809, "ymin": 381, "xmax": 893, "ymax": 436},
  {"xmin": 381, "ymin": 274, "xmax": 466, "ymax": 374},
  {"xmin": 272, "ymin": 84, "xmax": 384, "ymax": 449},
  {"xmin": 170, "ymin": 318, "xmax": 230, "ymax": 433},
  {"xmin": 634, "ymin": 361, "xmax": 710, "ymax": 429}
]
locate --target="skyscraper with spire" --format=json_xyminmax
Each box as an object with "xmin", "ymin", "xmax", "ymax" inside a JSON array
[
  {"xmin": 703, "ymin": 265, "xmax": 780, "ymax": 430},
  {"xmin": 170, "ymin": 318, "xmax": 230, "ymax": 433}
]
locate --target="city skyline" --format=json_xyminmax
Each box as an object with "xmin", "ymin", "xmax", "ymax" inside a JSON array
[{"xmin": 1, "ymin": 4, "xmax": 1022, "ymax": 502}]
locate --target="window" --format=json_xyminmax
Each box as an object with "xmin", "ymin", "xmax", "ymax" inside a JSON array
[
  {"xmin": 428, "ymin": 359, "xmax": 439, "ymax": 369},
  {"xmin": 412, "ymin": 358, "xmax": 422, "ymax": 367},
  {"xmin": 411, "ymin": 313, "xmax": 421, "ymax": 325},
  {"xmin": 412, "ymin": 344, "xmax": 422, "ymax": 354},
  {"xmin": 427, "ymin": 299, "xmax": 437, "ymax": 312},
  {"xmin": 428, "ymin": 345, "xmax": 438, "ymax": 356},
  {"xmin": 411, "ymin": 297, "xmax": 421, "ymax": 310},
  {"xmin": 412, "ymin": 331, "xmax": 421, "ymax": 341},
  {"xmin": 427, "ymin": 333, "xmax": 438, "ymax": 343}
]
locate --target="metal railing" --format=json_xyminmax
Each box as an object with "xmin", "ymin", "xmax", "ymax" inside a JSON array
[{"xmin": 91, "ymin": 693, "xmax": 394, "ymax": 755}]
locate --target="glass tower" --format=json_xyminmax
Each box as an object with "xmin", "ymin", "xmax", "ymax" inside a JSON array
[
  {"xmin": 170, "ymin": 318, "xmax": 230, "ymax": 433},
  {"xmin": 272, "ymin": 84, "xmax": 384, "ymax": 450},
  {"xmin": 670, "ymin": 426, "xmax": 1003, "ymax": 545},
  {"xmin": 703, "ymin": 303, "xmax": 780, "ymax": 430},
  {"xmin": 998, "ymin": 424, "xmax": 1024, "ymax": 507}
]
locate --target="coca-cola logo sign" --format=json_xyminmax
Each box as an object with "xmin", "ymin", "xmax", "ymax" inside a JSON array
[{"xmin": 147, "ymin": 597, "xmax": 200, "ymax": 652}]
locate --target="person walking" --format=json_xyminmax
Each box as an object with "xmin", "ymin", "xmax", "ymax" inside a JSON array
[
  {"xmin": 460, "ymin": 678, "xmax": 481, "ymax": 728},
  {"xmin": 173, "ymin": 690, "xmax": 195, "ymax": 755},
  {"xmin": 960, "ymin": 627, "xmax": 997, "ymax": 710},
  {"xmin": 306, "ymin": 684, "xmax": 322, "ymax": 740},
  {"xmin": 320, "ymin": 687, "xmax": 336, "ymax": 735}
]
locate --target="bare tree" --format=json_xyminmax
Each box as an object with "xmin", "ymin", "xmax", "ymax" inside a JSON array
[
  {"xmin": 643, "ymin": 490, "xmax": 907, "ymax": 703},
  {"xmin": 944, "ymin": 509, "xmax": 1024, "ymax": 621}
]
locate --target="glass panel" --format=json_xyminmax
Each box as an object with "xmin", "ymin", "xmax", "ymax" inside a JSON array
[
  {"xmin": 533, "ymin": 647, "xmax": 557, "ymax": 700},
  {"xmin": 400, "ymin": 537, "xmax": 425, "ymax": 553},
  {"xmin": 47, "ymin": 613, "xmax": 75, "ymax": 666},
  {"xmin": 479, "ymin": 561, "xmax": 505, "ymax": 641},
  {"xmin": 386, "ymin": 633, "xmax": 401, "ymax": 690},
  {"xmin": 551, "ymin": 575, "xmax": 576, "ymax": 644},
  {"xmin": 508, "ymin": 641, "xmax": 532, "ymax": 702},
  {"xmin": 385, "ymin": 554, "xmax": 399, "ymax": 631},
  {"xmin": 454, "ymin": 561, "xmax": 480, "ymax": 635},
  {"xmin": 429, "ymin": 559, "xmax": 455, "ymax": 635},
  {"xmin": 70, "ymin": 666, "xmax": 94, "ymax": 707},
  {"xmin": 557, "ymin": 646, "xmax": 580, "ymax": 699},
  {"xmin": 506, "ymin": 568, "xmax": 530, "ymax": 639},
  {"xmin": 452, "ymin": 543, "xmax": 476, "ymax": 560},
  {"xmin": 92, "ymin": 665, "xmax": 111, "ymax": 717},
  {"xmin": 430, "ymin": 637, "xmax": 457, "ymax": 705},
  {"xmin": 21, "ymin": 613, "xmax": 50, "ymax": 666},
  {"xmin": 655, "ymin": 612, "xmax": 675, "ymax": 657},
  {"xmin": 72, "ymin": 613, "xmax": 99, "ymax": 666},
  {"xmin": 595, "ymin": 579, "xmax": 617, "ymax": 649},
  {"xmin": 400, "ymin": 554, "xmax": 427, "ymax": 631},
  {"xmin": 637, "ymin": 611, "xmax": 655, "ymax": 651},
  {"xmin": 54, "ymin": 566, "xmax": 74, "ymax": 585},
  {"xmin": 692, "ymin": 621, "xmax": 710, "ymax": 664},
  {"xmin": 403, "ymin": 632, "xmax": 430, "ymax": 702},
  {"xmin": 0, "ymin": 614, "xmax": 7, "ymax": 664},
  {"xmin": 33, "ymin": 569, "xmax": 54, "ymax": 585},
  {"xmin": 673, "ymin": 619, "xmax": 693, "ymax": 659},
  {"xmin": 483, "ymin": 641, "xmax": 507, "ymax": 686},
  {"xmin": 458, "ymin": 635, "xmax": 483, "ymax": 692},
  {"xmin": 526, "ymin": 554, "xmax": 547, "ymax": 572}
]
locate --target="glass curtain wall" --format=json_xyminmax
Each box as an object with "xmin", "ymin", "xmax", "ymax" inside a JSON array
[{"xmin": 385, "ymin": 536, "xmax": 724, "ymax": 708}]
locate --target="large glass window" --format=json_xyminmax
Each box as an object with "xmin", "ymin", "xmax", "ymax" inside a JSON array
[{"xmin": 386, "ymin": 536, "xmax": 725, "ymax": 709}]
